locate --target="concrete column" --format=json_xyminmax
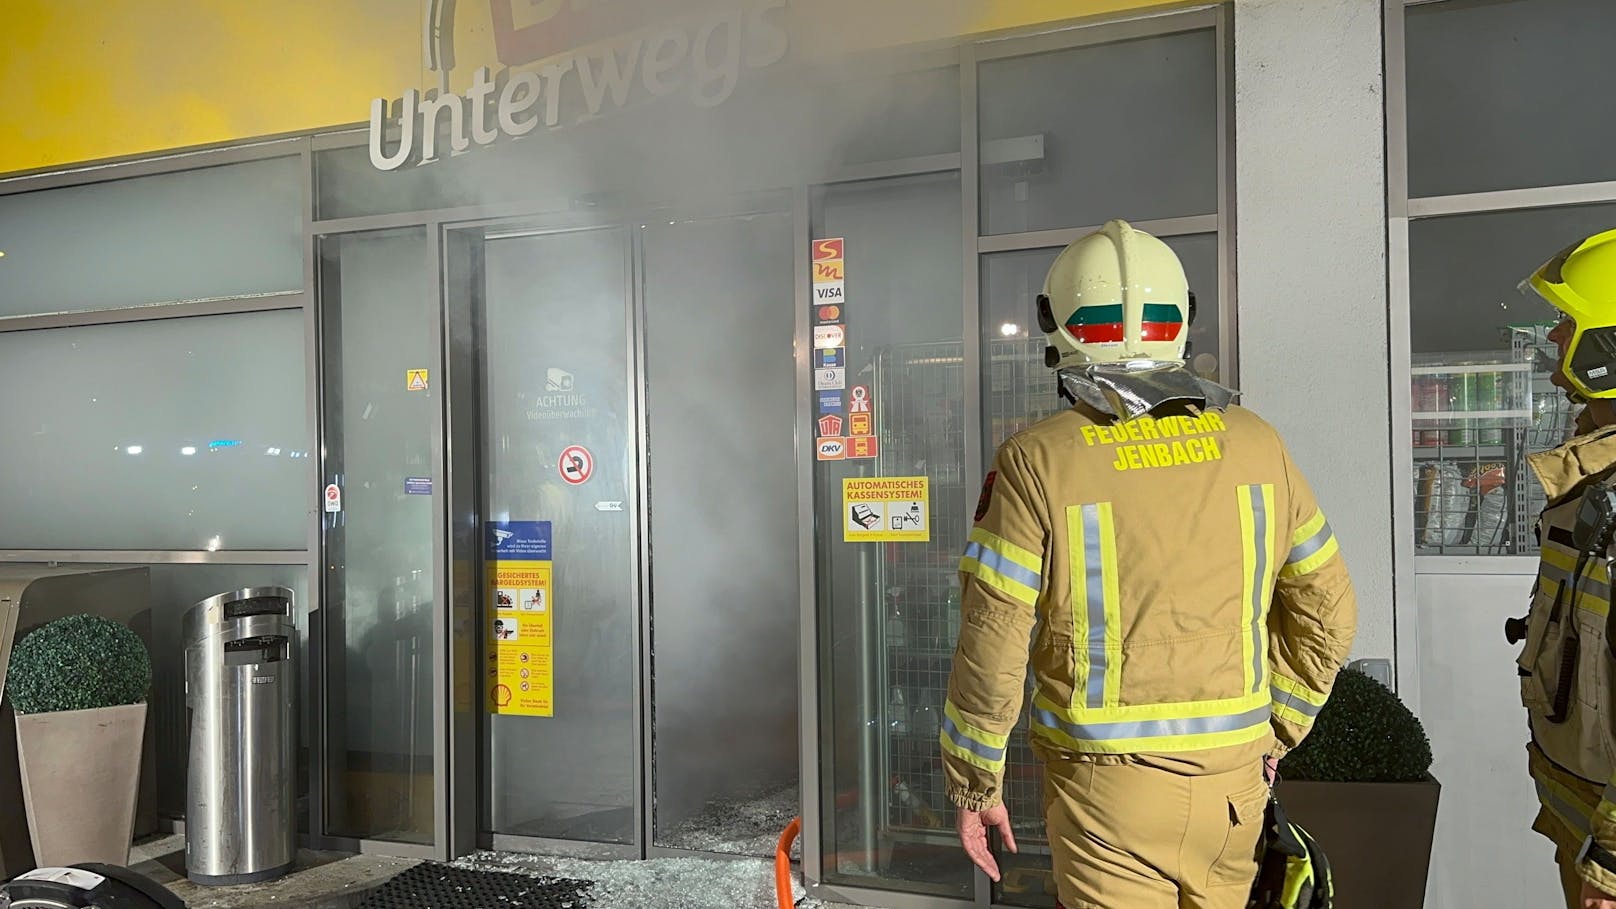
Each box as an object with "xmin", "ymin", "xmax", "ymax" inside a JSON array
[{"xmin": 1233, "ymin": 0, "xmax": 1393, "ymax": 667}]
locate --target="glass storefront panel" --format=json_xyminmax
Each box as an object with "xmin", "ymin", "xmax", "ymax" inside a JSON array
[
  {"xmin": 318, "ymin": 228, "xmax": 437, "ymax": 843},
  {"xmin": 643, "ymin": 212, "xmax": 801, "ymax": 855},
  {"xmin": 1407, "ymin": 203, "xmax": 1616, "ymax": 557},
  {"xmin": 480, "ymin": 227, "xmax": 639, "ymax": 845},
  {"xmin": 0, "ymin": 310, "xmax": 309, "ymax": 550},
  {"xmin": 1407, "ymin": 0, "xmax": 1616, "ymax": 198},
  {"xmin": 828, "ymin": 66, "xmax": 961, "ymax": 169},
  {"xmin": 814, "ymin": 171, "xmax": 973, "ymax": 897},
  {"xmin": 978, "ymin": 29, "xmax": 1218, "ymax": 235},
  {"xmin": 0, "ymin": 157, "xmax": 304, "ymax": 316}
]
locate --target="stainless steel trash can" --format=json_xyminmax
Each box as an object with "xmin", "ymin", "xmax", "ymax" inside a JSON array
[{"xmin": 182, "ymin": 587, "xmax": 297, "ymax": 886}]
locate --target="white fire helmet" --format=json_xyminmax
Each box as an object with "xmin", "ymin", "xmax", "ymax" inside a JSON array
[{"xmin": 1036, "ymin": 220, "xmax": 1195, "ymax": 371}]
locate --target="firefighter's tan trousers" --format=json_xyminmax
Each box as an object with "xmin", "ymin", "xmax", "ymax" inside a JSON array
[{"xmin": 1044, "ymin": 756, "xmax": 1269, "ymax": 909}]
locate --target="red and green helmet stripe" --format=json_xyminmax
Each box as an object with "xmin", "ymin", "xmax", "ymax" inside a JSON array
[{"xmin": 1066, "ymin": 303, "xmax": 1184, "ymax": 344}]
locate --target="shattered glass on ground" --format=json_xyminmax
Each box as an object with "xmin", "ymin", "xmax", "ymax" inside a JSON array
[
  {"xmin": 657, "ymin": 783, "xmax": 801, "ymax": 857},
  {"xmin": 450, "ymin": 850, "xmax": 853, "ymax": 909}
]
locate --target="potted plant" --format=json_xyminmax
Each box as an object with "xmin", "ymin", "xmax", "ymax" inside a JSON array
[
  {"xmin": 4, "ymin": 614, "xmax": 152, "ymax": 867},
  {"xmin": 1276, "ymin": 667, "xmax": 1439, "ymax": 909}
]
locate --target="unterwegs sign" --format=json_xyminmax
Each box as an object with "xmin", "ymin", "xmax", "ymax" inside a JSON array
[{"xmin": 368, "ymin": 0, "xmax": 790, "ymax": 171}]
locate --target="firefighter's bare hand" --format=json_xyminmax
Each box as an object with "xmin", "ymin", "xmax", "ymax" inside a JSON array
[
  {"xmin": 1581, "ymin": 879, "xmax": 1616, "ymax": 908},
  {"xmin": 957, "ymin": 804, "xmax": 1017, "ymax": 882}
]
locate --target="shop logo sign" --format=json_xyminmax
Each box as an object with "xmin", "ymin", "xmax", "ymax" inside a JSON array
[{"xmin": 370, "ymin": 0, "xmax": 792, "ymax": 171}]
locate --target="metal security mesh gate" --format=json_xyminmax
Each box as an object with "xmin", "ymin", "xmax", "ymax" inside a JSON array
[{"xmin": 870, "ymin": 339, "xmax": 1062, "ymax": 849}]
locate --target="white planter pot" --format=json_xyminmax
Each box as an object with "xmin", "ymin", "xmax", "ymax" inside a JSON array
[{"xmin": 15, "ymin": 703, "xmax": 146, "ymax": 867}]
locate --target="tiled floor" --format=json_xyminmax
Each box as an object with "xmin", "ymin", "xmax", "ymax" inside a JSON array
[{"xmin": 126, "ymin": 834, "xmax": 415, "ymax": 909}]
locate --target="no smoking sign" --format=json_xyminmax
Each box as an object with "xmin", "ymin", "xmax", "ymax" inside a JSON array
[{"xmin": 558, "ymin": 445, "xmax": 594, "ymax": 486}]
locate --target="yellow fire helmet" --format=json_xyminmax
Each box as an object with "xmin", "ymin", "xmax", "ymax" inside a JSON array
[
  {"xmin": 1036, "ymin": 219, "xmax": 1195, "ymax": 371},
  {"xmin": 1524, "ymin": 227, "xmax": 1616, "ymax": 399}
]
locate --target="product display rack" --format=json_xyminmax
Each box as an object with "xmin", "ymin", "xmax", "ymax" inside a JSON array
[{"xmin": 1411, "ymin": 324, "xmax": 1576, "ymax": 556}]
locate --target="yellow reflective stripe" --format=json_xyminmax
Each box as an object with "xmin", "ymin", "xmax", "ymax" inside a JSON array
[
  {"xmin": 1030, "ymin": 705, "xmax": 1272, "ymax": 755},
  {"xmin": 1272, "ymin": 700, "xmax": 1316, "ymax": 727},
  {"xmin": 1035, "ymin": 688, "xmax": 1269, "ymax": 724},
  {"xmin": 1292, "ymin": 509, "xmax": 1327, "ymax": 549},
  {"xmin": 1537, "ymin": 773, "xmax": 1597, "ymax": 837},
  {"xmin": 1238, "ymin": 485, "xmax": 1276, "ymax": 695},
  {"xmin": 1272, "ymin": 673, "xmax": 1328, "ymax": 708},
  {"xmin": 1069, "ymin": 506, "xmax": 1092, "ymax": 710},
  {"xmin": 940, "ymin": 732, "xmax": 1002, "ymax": 772},
  {"xmin": 943, "ymin": 700, "xmax": 1009, "ymax": 749},
  {"xmin": 1069, "ymin": 503, "xmax": 1122, "ymax": 711},
  {"xmin": 967, "ymin": 527, "xmax": 1042, "ymax": 575},
  {"xmin": 1279, "ymin": 535, "xmax": 1339, "ymax": 579},
  {"xmin": 1543, "ymin": 546, "xmax": 1613, "ymax": 582},
  {"xmin": 1097, "ymin": 503, "xmax": 1123, "ymax": 710},
  {"xmin": 1272, "ymin": 674, "xmax": 1326, "ymax": 728},
  {"xmin": 961, "ymin": 527, "xmax": 1042, "ymax": 606},
  {"xmin": 1599, "ymin": 798, "xmax": 1616, "ymax": 826},
  {"xmin": 960, "ymin": 556, "xmax": 1040, "ymax": 607},
  {"xmin": 1541, "ymin": 576, "xmax": 1612, "ymax": 618}
]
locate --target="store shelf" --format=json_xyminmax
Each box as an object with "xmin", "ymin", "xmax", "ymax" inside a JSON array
[
  {"xmin": 1412, "ymin": 445, "xmax": 1507, "ymax": 460},
  {"xmin": 1410, "ymin": 410, "xmax": 1534, "ymax": 422},
  {"xmin": 1410, "ymin": 362, "xmax": 1533, "ymax": 376}
]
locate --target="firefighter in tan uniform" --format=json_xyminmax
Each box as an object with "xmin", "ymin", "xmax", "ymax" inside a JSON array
[
  {"xmin": 1511, "ymin": 228, "xmax": 1616, "ymax": 909},
  {"xmin": 940, "ymin": 221, "xmax": 1358, "ymax": 909}
]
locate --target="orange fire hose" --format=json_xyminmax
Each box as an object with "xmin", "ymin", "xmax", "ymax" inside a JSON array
[{"xmin": 775, "ymin": 815, "xmax": 802, "ymax": 909}]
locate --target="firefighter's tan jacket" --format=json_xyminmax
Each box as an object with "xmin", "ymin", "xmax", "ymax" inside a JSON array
[
  {"xmin": 941, "ymin": 403, "xmax": 1358, "ymax": 811},
  {"xmin": 1521, "ymin": 422, "xmax": 1616, "ymax": 894}
]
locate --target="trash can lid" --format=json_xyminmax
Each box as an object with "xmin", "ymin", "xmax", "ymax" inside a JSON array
[{"xmin": 183, "ymin": 586, "xmax": 295, "ymax": 643}]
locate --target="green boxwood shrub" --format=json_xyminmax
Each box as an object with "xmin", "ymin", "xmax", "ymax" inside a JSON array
[
  {"xmin": 5, "ymin": 614, "xmax": 151, "ymax": 715},
  {"xmin": 1279, "ymin": 667, "xmax": 1433, "ymax": 783}
]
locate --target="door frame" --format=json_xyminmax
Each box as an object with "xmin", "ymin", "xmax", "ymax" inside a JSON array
[
  {"xmin": 438, "ymin": 194, "xmax": 798, "ymax": 862},
  {"xmin": 441, "ymin": 216, "xmax": 643, "ymax": 861}
]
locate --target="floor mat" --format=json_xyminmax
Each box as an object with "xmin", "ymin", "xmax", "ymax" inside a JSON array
[{"xmin": 359, "ymin": 862, "xmax": 592, "ymax": 909}]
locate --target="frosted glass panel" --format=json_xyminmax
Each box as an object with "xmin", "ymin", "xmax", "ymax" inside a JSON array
[
  {"xmin": 979, "ymin": 30, "xmax": 1218, "ymax": 234},
  {"xmin": 644, "ymin": 213, "xmax": 799, "ymax": 854},
  {"xmin": 0, "ymin": 157, "xmax": 303, "ymax": 317},
  {"xmin": 0, "ymin": 310, "xmax": 310, "ymax": 550},
  {"xmin": 1407, "ymin": 0, "xmax": 1616, "ymax": 197},
  {"xmin": 318, "ymin": 228, "xmax": 437, "ymax": 844}
]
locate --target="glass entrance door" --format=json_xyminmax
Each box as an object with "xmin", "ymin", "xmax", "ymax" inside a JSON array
[
  {"xmin": 477, "ymin": 226, "xmax": 641, "ymax": 847},
  {"xmin": 450, "ymin": 206, "xmax": 799, "ymax": 858},
  {"xmin": 643, "ymin": 211, "xmax": 799, "ymax": 856}
]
